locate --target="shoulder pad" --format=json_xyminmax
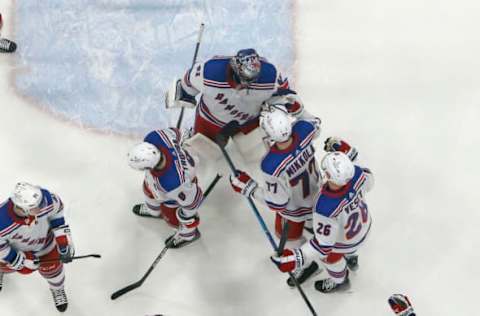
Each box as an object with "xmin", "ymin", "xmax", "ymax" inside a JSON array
[
  {"xmin": 315, "ymin": 191, "xmax": 343, "ymax": 218},
  {"xmin": 203, "ymin": 58, "xmax": 230, "ymax": 82},
  {"xmin": 261, "ymin": 151, "xmax": 291, "ymax": 176},
  {"xmin": 256, "ymin": 61, "xmax": 277, "ymax": 84}
]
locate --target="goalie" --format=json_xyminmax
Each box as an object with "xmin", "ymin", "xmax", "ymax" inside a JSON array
[{"xmin": 166, "ymin": 48, "xmax": 305, "ymax": 140}]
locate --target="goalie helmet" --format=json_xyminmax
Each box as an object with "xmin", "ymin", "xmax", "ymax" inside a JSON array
[
  {"xmin": 11, "ymin": 182, "xmax": 43, "ymax": 214},
  {"xmin": 127, "ymin": 142, "xmax": 161, "ymax": 170},
  {"xmin": 259, "ymin": 106, "xmax": 294, "ymax": 143},
  {"xmin": 321, "ymin": 152, "xmax": 355, "ymax": 186},
  {"xmin": 230, "ymin": 48, "xmax": 261, "ymax": 84}
]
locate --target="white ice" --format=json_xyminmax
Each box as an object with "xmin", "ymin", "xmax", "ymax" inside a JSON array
[{"xmin": 1, "ymin": 1, "xmax": 480, "ymax": 315}]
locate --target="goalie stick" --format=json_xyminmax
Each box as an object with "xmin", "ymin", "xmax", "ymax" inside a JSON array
[
  {"xmin": 175, "ymin": 23, "xmax": 205, "ymax": 129},
  {"xmin": 110, "ymin": 174, "xmax": 221, "ymax": 300},
  {"xmin": 217, "ymin": 138, "xmax": 318, "ymax": 316}
]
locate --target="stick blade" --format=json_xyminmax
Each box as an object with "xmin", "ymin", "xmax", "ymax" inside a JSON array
[{"xmin": 110, "ymin": 281, "xmax": 142, "ymax": 300}]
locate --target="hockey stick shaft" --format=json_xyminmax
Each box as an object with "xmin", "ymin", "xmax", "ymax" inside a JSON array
[
  {"xmin": 277, "ymin": 221, "xmax": 290, "ymax": 256},
  {"xmin": 176, "ymin": 23, "xmax": 205, "ymax": 129},
  {"xmin": 110, "ymin": 174, "xmax": 218, "ymax": 300},
  {"xmin": 38, "ymin": 254, "xmax": 101, "ymax": 264},
  {"xmin": 218, "ymin": 145, "xmax": 318, "ymax": 316}
]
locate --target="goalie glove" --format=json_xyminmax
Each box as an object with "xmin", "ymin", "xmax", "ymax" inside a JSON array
[
  {"xmin": 53, "ymin": 225, "xmax": 75, "ymax": 263},
  {"xmin": 270, "ymin": 248, "xmax": 305, "ymax": 273},
  {"xmin": 165, "ymin": 79, "xmax": 196, "ymax": 109},
  {"xmin": 388, "ymin": 294, "xmax": 416, "ymax": 316},
  {"xmin": 229, "ymin": 170, "xmax": 258, "ymax": 198},
  {"xmin": 265, "ymin": 88, "xmax": 304, "ymax": 117},
  {"xmin": 324, "ymin": 137, "xmax": 358, "ymax": 162}
]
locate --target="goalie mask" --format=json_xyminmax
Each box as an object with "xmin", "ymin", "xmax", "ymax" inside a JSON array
[
  {"xmin": 11, "ymin": 182, "xmax": 43, "ymax": 215},
  {"xmin": 127, "ymin": 142, "xmax": 162, "ymax": 171},
  {"xmin": 230, "ymin": 48, "xmax": 261, "ymax": 84}
]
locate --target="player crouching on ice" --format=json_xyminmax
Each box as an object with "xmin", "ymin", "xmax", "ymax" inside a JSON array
[
  {"xmin": 0, "ymin": 14, "xmax": 17, "ymax": 53},
  {"xmin": 271, "ymin": 139, "xmax": 374, "ymax": 293},
  {"xmin": 127, "ymin": 127, "xmax": 204, "ymax": 248},
  {"xmin": 0, "ymin": 182, "xmax": 75, "ymax": 312}
]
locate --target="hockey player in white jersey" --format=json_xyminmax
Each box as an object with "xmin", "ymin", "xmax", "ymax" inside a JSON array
[
  {"xmin": 271, "ymin": 139, "xmax": 374, "ymax": 293},
  {"xmin": 229, "ymin": 106, "xmax": 322, "ymax": 244},
  {"xmin": 128, "ymin": 127, "xmax": 204, "ymax": 248},
  {"xmin": 0, "ymin": 182, "xmax": 75, "ymax": 312},
  {"xmin": 0, "ymin": 13, "xmax": 17, "ymax": 53},
  {"xmin": 166, "ymin": 48, "xmax": 304, "ymax": 140}
]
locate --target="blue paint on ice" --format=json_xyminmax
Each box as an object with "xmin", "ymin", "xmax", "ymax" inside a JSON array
[{"xmin": 15, "ymin": 0, "xmax": 294, "ymax": 135}]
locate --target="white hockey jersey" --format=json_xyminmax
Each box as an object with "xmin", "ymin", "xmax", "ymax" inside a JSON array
[
  {"xmin": 181, "ymin": 56, "xmax": 294, "ymax": 129},
  {"xmin": 307, "ymin": 166, "xmax": 374, "ymax": 258},
  {"xmin": 143, "ymin": 128, "xmax": 203, "ymax": 211},
  {"xmin": 257, "ymin": 119, "xmax": 322, "ymax": 222},
  {"xmin": 0, "ymin": 189, "xmax": 65, "ymax": 265}
]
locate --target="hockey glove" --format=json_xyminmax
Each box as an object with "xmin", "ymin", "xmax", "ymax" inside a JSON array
[
  {"xmin": 388, "ymin": 294, "xmax": 416, "ymax": 316},
  {"xmin": 324, "ymin": 137, "xmax": 358, "ymax": 161},
  {"xmin": 270, "ymin": 248, "xmax": 304, "ymax": 273},
  {"xmin": 9, "ymin": 251, "xmax": 39, "ymax": 274},
  {"xmin": 229, "ymin": 171, "xmax": 258, "ymax": 198},
  {"xmin": 53, "ymin": 225, "xmax": 75, "ymax": 263}
]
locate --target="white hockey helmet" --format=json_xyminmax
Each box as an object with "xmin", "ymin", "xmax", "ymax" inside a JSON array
[
  {"xmin": 321, "ymin": 152, "xmax": 355, "ymax": 186},
  {"xmin": 259, "ymin": 106, "xmax": 294, "ymax": 143},
  {"xmin": 127, "ymin": 142, "xmax": 161, "ymax": 170},
  {"xmin": 11, "ymin": 182, "xmax": 43, "ymax": 213}
]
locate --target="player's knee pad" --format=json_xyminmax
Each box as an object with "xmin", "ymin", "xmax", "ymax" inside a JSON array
[
  {"xmin": 38, "ymin": 247, "xmax": 63, "ymax": 276},
  {"xmin": 323, "ymin": 253, "xmax": 344, "ymax": 264},
  {"xmin": 160, "ymin": 204, "xmax": 180, "ymax": 228},
  {"xmin": 275, "ymin": 214, "xmax": 305, "ymax": 241}
]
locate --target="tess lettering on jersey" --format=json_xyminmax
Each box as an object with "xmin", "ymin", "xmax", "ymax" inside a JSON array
[{"xmin": 343, "ymin": 190, "xmax": 365, "ymax": 215}]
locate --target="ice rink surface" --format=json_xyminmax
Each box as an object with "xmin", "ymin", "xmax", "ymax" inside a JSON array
[{"xmin": 1, "ymin": 1, "xmax": 480, "ymax": 315}]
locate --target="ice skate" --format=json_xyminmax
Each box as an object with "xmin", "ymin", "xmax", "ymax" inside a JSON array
[
  {"xmin": 132, "ymin": 204, "xmax": 162, "ymax": 219},
  {"xmin": 345, "ymin": 254, "xmax": 359, "ymax": 271},
  {"xmin": 165, "ymin": 229, "xmax": 201, "ymax": 249},
  {"xmin": 314, "ymin": 271, "xmax": 350, "ymax": 293},
  {"xmin": 0, "ymin": 38, "xmax": 16, "ymax": 53},
  {"xmin": 50, "ymin": 287, "xmax": 68, "ymax": 312}
]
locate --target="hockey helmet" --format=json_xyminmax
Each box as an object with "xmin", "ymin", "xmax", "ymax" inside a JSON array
[
  {"xmin": 127, "ymin": 142, "xmax": 161, "ymax": 170},
  {"xmin": 260, "ymin": 105, "xmax": 294, "ymax": 143},
  {"xmin": 320, "ymin": 152, "xmax": 355, "ymax": 186},
  {"xmin": 11, "ymin": 182, "xmax": 43, "ymax": 214}
]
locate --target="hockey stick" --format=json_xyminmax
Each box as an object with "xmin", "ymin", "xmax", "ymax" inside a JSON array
[
  {"xmin": 110, "ymin": 174, "xmax": 219, "ymax": 300},
  {"xmin": 37, "ymin": 254, "xmax": 101, "ymax": 264},
  {"xmin": 277, "ymin": 221, "xmax": 290, "ymax": 256},
  {"xmin": 176, "ymin": 23, "xmax": 205, "ymax": 129},
  {"xmin": 218, "ymin": 142, "xmax": 318, "ymax": 316}
]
